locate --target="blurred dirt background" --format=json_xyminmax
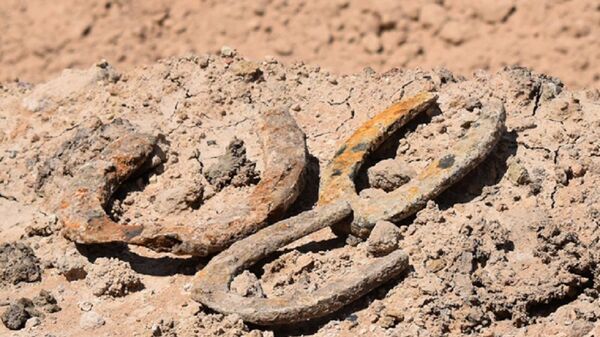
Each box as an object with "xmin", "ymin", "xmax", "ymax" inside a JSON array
[
  {"xmin": 0, "ymin": 0, "xmax": 599, "ymax": 89},
  {"xmin": 1, "ymin": 51, "xmax": 600, "ymax": 337}
]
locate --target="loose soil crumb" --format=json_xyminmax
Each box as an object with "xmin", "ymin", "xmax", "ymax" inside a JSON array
[
  {"xmin": 55, "ymin": 248, "xmax": 89, "ymax": 282},
  {"xmin": 0, "ymin": 54, "xmax": 599, "ymax": 336},
  {"xmin": 367, "ymin": 159, "xmax": 415, "ymax": 192},
  {"xmin": 366, "ymin": 220, "xmax": 402, "ymax": 257},
  {"xmin": 204, "ymin": 138, "xmax": 260, "ymax": 192},
  {"xmin": 79, "ymin": 310, "xmax": 106, "ymax": 330},
  {"xmin": 231, "ymin": 270, "xmax": 265, "ymax": 298}
]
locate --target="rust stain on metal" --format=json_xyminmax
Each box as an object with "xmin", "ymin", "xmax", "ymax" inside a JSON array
[
  {"xmin": 320, "ymin": 93, "xmax": 506, "ymax": 237},
  {"xmin": 57, "ymin": 130, "xmax": 157, "ymax": 244},
  {"xmin": 56, "ymin": 109, "xmax": 308, "ymax": 256},
  {"xmin": 318, "ymin": 92, "xmax": 438, "ymax": 206},
  {"xmin": 193, "ymin": 201, "xmax": 410, "ymax": 325}
]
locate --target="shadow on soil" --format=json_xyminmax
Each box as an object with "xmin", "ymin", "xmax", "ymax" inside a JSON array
[{"xmin": 75, "ymin": 243, "xmax": 207, "ymax": 276}]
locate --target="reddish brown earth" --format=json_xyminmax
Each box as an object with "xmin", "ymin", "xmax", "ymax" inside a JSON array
[
  {"xmin": 0, "ymin": 52, "xmax": 599, "ymax": 336},
  {"xmin": 0, "ymin": 0, "xmax": 599, "ymax": 89},
  {"xmin": 1, "ymin": 1, "xmax": 600, "ymax": 336}
]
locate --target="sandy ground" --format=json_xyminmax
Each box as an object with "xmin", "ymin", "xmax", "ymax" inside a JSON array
[
  {"xmin": 0, "ymin": 51, "xmax": 599, "ymax": 336},
  {"xmin": 1, "ymin": 1, "xmax": 600, "ymax": 336},
  {"xmin": 0, "ymin": 0, "xmax": 599, "ymax": 89}
]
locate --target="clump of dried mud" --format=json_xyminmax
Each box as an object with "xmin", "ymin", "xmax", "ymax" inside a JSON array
[
  {"xmin": 0, "ymin": 242, "xmax": 41, "ymax": 287},
  {"xmin": 0, "ymin": 0, "xmax": 599, "ymax": 88},
  {"xmin": 0, "ymin": 51, "xmax": 599, "ymax": 336}
]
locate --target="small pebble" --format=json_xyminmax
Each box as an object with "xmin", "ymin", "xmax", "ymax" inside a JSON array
[
  {"xmin": 25, "ymin": 317, "xmax": 41, "ymax": 328},
  {"xmin": 220, "ymin": 46, "xmax": 236, "ymax": 57}
]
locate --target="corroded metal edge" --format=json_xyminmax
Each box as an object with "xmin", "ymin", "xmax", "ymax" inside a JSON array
[
  {"xmin": 319, "ymin": 93, "xmax": 506, "ymax": 237},
  {"xmin": 59, "ymin": 132, "xmax": 157, "ymax": 243},
  {"xmin": 192, "ymin": 201, "xmax": 410, "ymax": 325},
  {"xmin": 58, "ymin": 108, "xmax": 308, "ymax": 256}
]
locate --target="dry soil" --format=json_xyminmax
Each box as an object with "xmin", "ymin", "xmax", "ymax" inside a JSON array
[
  {"xmin": 0, "ymin": 51, "xmax": 599, "ymax": 336},
  {"xmin": 0, "ymin": 0, "xmax": 599, "ymax": 89}
]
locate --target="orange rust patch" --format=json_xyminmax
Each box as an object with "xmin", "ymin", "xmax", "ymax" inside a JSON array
[
  {"xmin": 75, "ymin": 187, "xmax": 89, "ymax": 194},
  {"xmin": 59, "ymin": 200, "xmax": 70, "ymax": 209},
  {"xmin": 406, "ymin": 185, "xmax": 420, "ymax": 198},
  {"xmin": 62, "ymin": 219, "xmax": 82, "ymax": 230},
  {"xmin": 319, "ymin": 92, "xmax": 437, "ymax": 206},
  {"xmin": 112, "ymin": 154, "xmax": 133, "ymax": 177}
]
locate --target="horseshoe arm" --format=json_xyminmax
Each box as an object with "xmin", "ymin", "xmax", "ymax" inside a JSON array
[
  {"xmin": 192, "ymin": 201, "xmax": 409, "ymax": 325},
  {"xmin": 59, "ymin": 132, "xmax": 157, "ymax": 243},
  {"xmin": 350, "ymin": 100, "xmax": 506, "ymax": 236},
  {"xmin": 130, "ymin": 108, "xmax": 308, "ymax": 255},
  {"xmin": 318, "ymin": 92, "xmax": 438, "ymax": 205}
]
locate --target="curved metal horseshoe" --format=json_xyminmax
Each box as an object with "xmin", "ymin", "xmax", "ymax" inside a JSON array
[
  {"xmin": 319, "ymin": 92, "xmax": 506, "ymax": 237},
  {"xmin": 193, "ymin": 92, "xmax": 506, "ymax": 324},
  {"xmin": 192, "ymin": 201, "xmax": 409, "ymax": 325},
  {"xmin": 58, "ymin": 109, "xmax": 308, "ymax": 256}
]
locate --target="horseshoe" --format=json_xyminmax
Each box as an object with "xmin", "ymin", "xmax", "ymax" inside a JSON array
[
  {"xmin": 193, "ymin": 92, "xmax": 506, "ymax": 324},
  {"xmin": 319, "ymin": 92, "xmax": 506, "ymax": 237},
  {"xmin": 193, "ymin": 201, "xmax": 409, "ymax": 325},
  {"xmin": 57, "ymin": 108, "xmax": 308, "ymax": 256}
]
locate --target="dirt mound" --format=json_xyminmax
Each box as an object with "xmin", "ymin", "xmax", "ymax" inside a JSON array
[
  {"xmin": 0, "ymin": 53, "xmax": 599, "ymax": 336},
  {"xmin": 0, "ymin": 0, "xmax": 598, "ymax": 89}
]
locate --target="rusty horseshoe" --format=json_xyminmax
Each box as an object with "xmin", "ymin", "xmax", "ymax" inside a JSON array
[{"xmin": 57, "ymin": 108, "xmax": 308, "ymax": 256}]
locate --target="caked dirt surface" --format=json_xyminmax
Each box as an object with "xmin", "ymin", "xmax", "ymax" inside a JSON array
[
  {"xmin": 0, "ymin": 0, "xmax": 599, "ymax": 89},
  {"xmin": 0, "ymin": 53, "xmax": 600, "ymax": 337}
]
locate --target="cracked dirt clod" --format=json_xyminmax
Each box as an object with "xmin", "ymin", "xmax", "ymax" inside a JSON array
[
  {"xmin": 85, "ymin": 258, "xmax": 143, "ymax": 298},
  {"xmin": 0, "ymin": 242, "xmax": 41, "ymax": 286},
  {"xmin": 55, "ymin": 248, "xmax": 89, "ymax": 281},
  {"xmin": 203, "ymin": 137, "xmax": 260, "ymax": 192},
  {"xmin": 193, "ymin": 201, "xmax": 409, "ymax": 325},
  {"xmin": 320, "ymin": 93, "xmax": 506, "ymax": 238},
  {"xmin": 367, "ymin": 159, "xmax": 416, "ymax": 192},
  {"xmin": 230, "ymin": 271, "xmax": 265, "ymax": 298}
]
